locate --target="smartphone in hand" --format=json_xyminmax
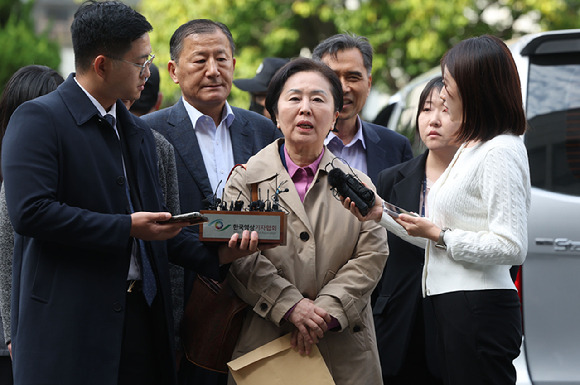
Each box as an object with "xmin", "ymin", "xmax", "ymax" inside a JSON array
[
  {"xmin": 383, "ymin": 202, "xmax": 419, "ymax": 218},
  {"xmin": 159, "ymin": 212, "xmax": 208, "ymax": 225}
]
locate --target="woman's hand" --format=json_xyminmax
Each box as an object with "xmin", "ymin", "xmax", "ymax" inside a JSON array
[
  {"xmin": 341, "ymin": 191, "xmax": 383, "ymax": 223},
  {"xmin": 394, "ymin": 214, "xmax": 441, "ymax": 242},
  {"xmin": 288, "ymin": 298, "xmax": 331, "ymax": 355}
]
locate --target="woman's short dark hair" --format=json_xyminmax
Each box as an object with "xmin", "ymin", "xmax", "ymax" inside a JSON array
[
  {"xmin": 0, "ymin": 65, "xmax": 64, "ymax": 179},
  {"xmin": 415, "ymin": 76, "xmax": 444, "ymax": 130},
  {"xmin": 265, "ymin": 57, "xmax": 343, "ymax": 126},
  {"xmin": 0, "ymin": 65, "xmax": 64, "ymax": 133},
  {"xmin": 440, "ymin": 34, "xmax": 526, "ymax": 143}
]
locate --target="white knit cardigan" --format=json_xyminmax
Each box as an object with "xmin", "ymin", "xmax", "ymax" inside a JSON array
[{"xmin": 380, "ymin": 134, "xmax": 531, "ymax": 296}]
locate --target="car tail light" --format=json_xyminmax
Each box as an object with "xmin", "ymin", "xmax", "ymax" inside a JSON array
[
  {"xmin": 514, "ymin": 265, "xmax": 524, "ymax": 332},
  {"xmin": 515, "ymin": 266, "xmax": 523, "ymax": 303}
]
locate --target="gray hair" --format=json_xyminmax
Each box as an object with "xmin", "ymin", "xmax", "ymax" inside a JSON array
[
  {"xmin": 312, "ymin": 33, "xmax": 373, "ymax": 76},
  {"xmin": 169, "ymin": 19, "xmax": 235, "ymax": 62}
]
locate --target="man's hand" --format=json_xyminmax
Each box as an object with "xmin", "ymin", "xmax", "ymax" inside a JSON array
[
  {"xmin": 289, "ymin": 299, "xmax": 331, "ymax": 356},
  {"xmin": 217, "ymin": 230, "xmax": 278, "ymax": 265},
  {"xmin": 130, "ymin": 212, "xmax": 189, "ymax": 241}
]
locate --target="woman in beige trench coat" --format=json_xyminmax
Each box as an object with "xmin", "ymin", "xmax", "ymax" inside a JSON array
[{"xmin": 223, "ymin": 58, "xmax": 389, "ymax": 385}]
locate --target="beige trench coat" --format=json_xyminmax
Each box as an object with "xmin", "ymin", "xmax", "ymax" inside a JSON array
[{"xmin": 225, "ymin": 139, "xmax": 389, "ymax": 385}]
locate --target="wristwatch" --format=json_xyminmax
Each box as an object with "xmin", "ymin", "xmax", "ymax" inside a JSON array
[{"xmin": 435, "ymin": 228, "xmax": 451, "ymax": 250}]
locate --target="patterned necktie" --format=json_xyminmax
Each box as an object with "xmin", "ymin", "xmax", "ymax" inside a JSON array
[{"xmin": 105, "ymin": 114, "xmax": 157, "ymax": 306}]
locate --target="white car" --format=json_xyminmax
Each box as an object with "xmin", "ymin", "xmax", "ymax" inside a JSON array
[{"xmin": 381, "ymin": 29, "xmax": 580, "ymax": 385}]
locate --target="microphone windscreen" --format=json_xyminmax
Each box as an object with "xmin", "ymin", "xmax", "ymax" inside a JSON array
[{"xmin": 328, "ymin": 168, "xmax": 346, "ymax": 188}]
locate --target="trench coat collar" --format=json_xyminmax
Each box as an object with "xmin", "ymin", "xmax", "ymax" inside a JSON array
[{"xmin": 243, "ymin": 138, "xmax": 338, "ymax": 234}]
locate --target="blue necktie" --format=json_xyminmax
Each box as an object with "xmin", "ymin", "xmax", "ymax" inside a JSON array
[{"xmin": 105, "ymin": 114, "xmax": 157, "ymax": 306}]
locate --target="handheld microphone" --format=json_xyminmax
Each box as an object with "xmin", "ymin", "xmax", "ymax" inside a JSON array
[
  {"xmin": 233, "ymin": 200, "xmax": 244, "ymax": 211},
  {"xmin": 328, "ymin": 168, "xmax": 375, "ymax": 216}
]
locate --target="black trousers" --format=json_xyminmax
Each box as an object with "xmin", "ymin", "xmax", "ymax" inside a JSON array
[
  {"xmin": 431, "ymin": 290, "xmax": 522, "ymax": 385},
  {"xmin": 0, "ymin": 356, "xmax": 13, "ymax": 385},
  {"xmin": 118, "ymin": 289, "xmax": 166, "ymax": 385}
]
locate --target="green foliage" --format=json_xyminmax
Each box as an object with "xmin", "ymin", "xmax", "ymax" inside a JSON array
[
  {"xmin": 138, "ymin": 0, "xmax": 580, "ymax": 109},
  {"xmin": 139, "ymin": 0, "xmax": 339, "ymax": 108},
  {"xmin": 0, "ymin": 0, "xmax": 61, "ymax": 92},
  {"xmin": 0, "ymin": 0, "xmax": 16, "ymax": 26}
]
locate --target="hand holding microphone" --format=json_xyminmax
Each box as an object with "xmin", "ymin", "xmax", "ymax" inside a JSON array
[{"xmin": 328, "ymin": 168, "xmax": 375, "ymax": 216}]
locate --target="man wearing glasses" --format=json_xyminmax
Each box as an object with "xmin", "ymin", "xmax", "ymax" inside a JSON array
[
  {"xmin": 1, "ymin": 2, "xmax": 257, "ymax": 385},
  {"xmin": 108, "ymin": 53, "xmax": 155, "ymax": 78}
]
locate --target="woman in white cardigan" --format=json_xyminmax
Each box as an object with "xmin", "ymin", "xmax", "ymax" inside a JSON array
[{"xmin": 343, "ymin": 35, "xmax": 531, "ymax": 385}]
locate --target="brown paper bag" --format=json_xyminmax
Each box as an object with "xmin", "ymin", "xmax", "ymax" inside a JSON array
[{"xmin": 227, "ymin": 334, "xmax": 335, "ymax": 385}]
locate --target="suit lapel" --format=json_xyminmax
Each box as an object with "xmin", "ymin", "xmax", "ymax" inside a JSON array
[
  {"xmin": 166, "ymin": 100, "xmax": 214, "ymax": 199},
  {"xmin": 60, "ymin": 74, "xmax": 105, "ymax": 128},
  {"xmin": 362, "ymin": 121, "xmax": 387, "ymax": 183},
  {"xmin": 390, "ymin": 152, "xmax": 428, "ymax": 214},
  {"xmin": 229, "ymin": 108, "xmax": 254, "ymax": 164}
]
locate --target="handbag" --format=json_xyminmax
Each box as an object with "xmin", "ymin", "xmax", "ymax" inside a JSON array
[
  {"xmin": 181, "ymin": 182, "xmax": 257, "ymax": 372},
  {"xmin": 181, "ymin": 274, "xmax": 248, "ymax": 373}
]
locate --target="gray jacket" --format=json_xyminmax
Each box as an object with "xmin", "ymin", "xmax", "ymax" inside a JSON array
[
  {"xmin": 0, "ymin": 182, "xmax": 13, "ymax": 356},
  {"xmin": 152, "ymin": 129, "xmax": 184, "ymax": 346}
]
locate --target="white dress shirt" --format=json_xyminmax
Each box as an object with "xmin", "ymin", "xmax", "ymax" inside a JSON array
[{"xmin": 183, "ymin": 99, "xmax": 235, "ymax": 199}]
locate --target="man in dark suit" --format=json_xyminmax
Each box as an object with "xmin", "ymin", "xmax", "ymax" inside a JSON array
[
  {"xmin": 142, "ymin": 19, "xmax": 281, "ymax": 385},
  {"xmin": 312, "ymin": 33, "xmax": 413, "ymax": 184},
  {"xmin": 1, "ymin": 3, "xmax": 256, "ymax": 384}
]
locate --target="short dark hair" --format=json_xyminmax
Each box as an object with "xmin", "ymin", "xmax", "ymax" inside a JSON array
[
  {"xmin": 265, "ymin": 57, "xmax": 343, "ymax": 127},
  {"xmin": 0, "ymin": 65, "xmax": 64, "ymax": 179},
  {"xmin": 415, "ymin": 76, "xmax": 445, "ymax": 130},
  {"xmin": 71, "ymin": 0, "xmax": 152, "ymax": 73},
  {"xmin": 170, "ymin": 19, "xmax": 235, "ymax": 62},
  {"xmin": 312, "ymin": 33, "xmax": 373, "ymax": 76},
  {"xmin": 0, "ymin": 65, "xmax": 64, "ymax": 133},
  {"xmin": 130, "ymin": 62, "xmax": 159, "ymax": 115},
  {"xmin": 441, "ymin": 34, "xmax": 526, "ymax": 143}
]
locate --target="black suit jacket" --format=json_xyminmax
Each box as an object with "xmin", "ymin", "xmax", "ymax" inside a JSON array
[
  {"xmin": 373, "ymin": 151, "xmax": 440, "ymax": 379},
  {"xmin": 361, "ymin": 120, "xmax": 413, "ymax": 184},
  {"xmin": 1, "ymin": 75, "xmax": 221, "ymax": 385}
]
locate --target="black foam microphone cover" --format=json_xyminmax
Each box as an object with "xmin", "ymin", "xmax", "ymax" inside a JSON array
[{"xmin": 328, "ymin": 168, "xmax": 374, "ymax": 216}]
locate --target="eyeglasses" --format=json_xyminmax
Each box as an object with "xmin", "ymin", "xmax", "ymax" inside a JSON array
[{"xmin": 107, "ymin": 53, "xmax": 155, "ymax": 77}]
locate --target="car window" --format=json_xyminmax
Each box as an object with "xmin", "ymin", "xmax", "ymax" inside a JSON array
[{"xmin": 525, "ymin": 53, "xmax": 580, "ymax": 196}]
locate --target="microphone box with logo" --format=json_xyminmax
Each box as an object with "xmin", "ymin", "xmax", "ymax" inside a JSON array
[{"xmin": 199, "ymin": 210, "xmax": 287, "ymax": 245}]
